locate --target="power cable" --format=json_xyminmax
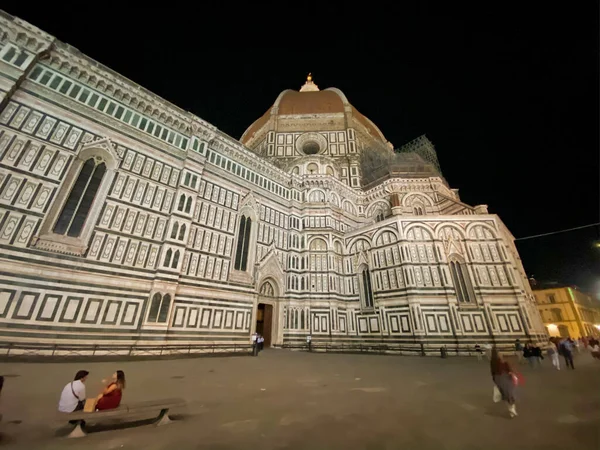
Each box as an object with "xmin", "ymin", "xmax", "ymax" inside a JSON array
[{"xmin": 515, "ymin": 223, "xmax": 600, "ymax": 241}]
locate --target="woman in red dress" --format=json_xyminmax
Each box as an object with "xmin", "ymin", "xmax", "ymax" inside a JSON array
[{"xmin": 96, "ymin": 370, "xmax": 125, "ymax": 411}]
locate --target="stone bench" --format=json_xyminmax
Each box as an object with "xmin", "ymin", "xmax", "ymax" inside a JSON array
[{"xmin": 56, "ymin": 397, "xmax": 186, "ymax": 438}]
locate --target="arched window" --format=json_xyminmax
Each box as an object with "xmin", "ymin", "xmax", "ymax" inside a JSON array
[
  {"xmin": 308, "ymin": 190, "xmax": 325, "ymax": 202},
  {"xmin": 301, "ymin": 277, "xmax": 305, "ymax": 290},
  {"xmin": 185, "ymin": 197, "xmax": 192, "ymax": 213},
  {"xmin": 414, "ymin": 206, "xmax": 424, "ymax": 216},
  {"xmin": 158, "ymin": 294, "xmax": 171, "ymax": 322},
  {"xmin": 34, "ymin": 143, "xmax": 119, "ymax": 256},
  {"xmin": 147, "ymin": 293, "xmax": 162, "ymax": 322},
  {"xmin": 170, "ymin": 222, "xmax": 179, "ymax": 239},
  {"xmin": 178, "ymin": 224, "xmax": 186, "ymax": 241},
  {"xmin": 172, "ymin": 250, "xmax": 180, "ymax": 268},
  {"xmin": 53, "ymin": 158, "xmax": 106, "ymax": 237},
  {"xmin": 449, "ymin": 261, "xmax": 475, "ymax": 303},
  {"xmin": 360, "ymin": 267, "xmax": 375, "ymax": 308},
  {"xmin": 300, "ymin": 310, "xmax": 305, "ymax": 329},
  {"xmin": 234, "ymin": 215, "xmax": 252, "ymax": 271},
  {"xmin": 163, "ymin": 248, "xmax": 172, "ymax": 267},
  {"xmin": 178, "ymin": 194, "xmax": 185, "ymax": 211},
  {"xmin": 147, "ymin": 293, "xmax": 172, "ymax": 323}
]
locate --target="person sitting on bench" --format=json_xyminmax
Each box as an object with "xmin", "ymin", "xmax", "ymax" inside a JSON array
[
  {"xmin": 96, "ymin": 370, "xmax": 125, "ymax": 411},
  {"xmin": 58, "ymin": 370, "xmax": 89, "ymax": 413}
]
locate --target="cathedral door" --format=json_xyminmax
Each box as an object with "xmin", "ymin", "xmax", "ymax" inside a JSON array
[{"xmin": 256, "ymin": 303, "xmax": 274, "ymax": 348}]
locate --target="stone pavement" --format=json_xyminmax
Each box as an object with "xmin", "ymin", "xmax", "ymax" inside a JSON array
[{"xmin": 0, "ymin": 349, "xmax": 598, "ymax": 450}]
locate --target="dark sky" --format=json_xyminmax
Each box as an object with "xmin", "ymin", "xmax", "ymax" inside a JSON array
[{"xmin": 4, "ymin": 3, "xmax": 599, "ymax": 295}]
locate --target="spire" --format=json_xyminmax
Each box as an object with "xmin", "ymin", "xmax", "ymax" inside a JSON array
[{"xmin": 299, "ymin": 73, "xmax": 319, "ymax": 92}]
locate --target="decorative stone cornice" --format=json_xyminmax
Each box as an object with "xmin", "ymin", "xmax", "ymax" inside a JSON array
[
  {"xmin": 36, "ymin": 42, "xmax": 192, "ymax": 136},
  {"xmin": 0, "ymin": 13, "xmax": 54, "ymax": 53}
]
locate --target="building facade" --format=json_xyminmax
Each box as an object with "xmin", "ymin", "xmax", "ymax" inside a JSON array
[
  {"xmin": 534, "ymin": 286, "xmax": 600, "ymax": 338},
  {"xmin": 0, "ymin": 13, "xmax": 547, "ymax": 356}
]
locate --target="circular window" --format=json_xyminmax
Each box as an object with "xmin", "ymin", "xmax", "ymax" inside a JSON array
[{"xmin": 302, "ymin": 141, "xmax": 320, "ymax": 155}]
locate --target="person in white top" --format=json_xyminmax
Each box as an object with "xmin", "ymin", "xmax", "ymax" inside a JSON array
[
  {"xmin": 58, "ymin": 370, "xmax": 89, "ymax": 413},
  {"xmin": 547, "ymin": 340, "xmax": 560, "ymax": 370}
]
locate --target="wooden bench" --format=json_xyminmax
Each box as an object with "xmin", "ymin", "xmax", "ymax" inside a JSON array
[{"xmin": 56, "ymin": 398, "xmax": 186, "ymax": 438}]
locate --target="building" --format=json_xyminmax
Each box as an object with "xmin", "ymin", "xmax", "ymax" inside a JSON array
[
  {"xmin": 0, "ymin": 12, "xmax": 547, "ymax": 356},
  {"xmin": 533, "ymin": 284, "xmax": 600, "ymax": 338}
]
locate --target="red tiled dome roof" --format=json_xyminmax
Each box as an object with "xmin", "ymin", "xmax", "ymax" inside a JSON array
[{"xmin": 241, "ymin": 83, "xmax": 387, "ymax": 145}]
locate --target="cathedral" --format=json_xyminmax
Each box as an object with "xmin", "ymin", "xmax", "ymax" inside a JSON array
[{"xmin": 0, "ymin": 12, "xmax": 547, "ymax": 357}]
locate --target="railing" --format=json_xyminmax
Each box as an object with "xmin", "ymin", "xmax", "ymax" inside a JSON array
[
  {"xmin": 282, "ymin": 341, "xmax": 518, "ymax": 357},
  {"xmin": 0, "ymin": 342, "xmax": 253, "ymax": 360}
]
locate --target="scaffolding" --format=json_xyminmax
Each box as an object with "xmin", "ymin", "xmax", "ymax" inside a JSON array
[
  {"xmin": 360, "ymin": 134, "xmax": 443, "ymax": 186},
  {"xmin": 396, "ymin": 134, "xmax": 443, "ymax": 176}
]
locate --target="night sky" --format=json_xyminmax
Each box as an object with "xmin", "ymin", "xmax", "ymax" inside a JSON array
[{"xmin": 4, "ymin": 4, "xmax": 599, "ymax": 295}]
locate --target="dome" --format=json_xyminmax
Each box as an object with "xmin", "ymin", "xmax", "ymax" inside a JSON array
[{"xmin": 241, "ymin": 75, "xmax": 389, "ymax": 147}]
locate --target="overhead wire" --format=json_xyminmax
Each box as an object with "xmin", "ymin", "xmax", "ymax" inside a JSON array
[{"xmin": 515, "ymin": 223, "xmax": 600, "ymax": 241}]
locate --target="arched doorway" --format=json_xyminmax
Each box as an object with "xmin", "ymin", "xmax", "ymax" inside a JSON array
[{"xmin": 257, "ymin": 280, "xmax": 277, "ymax": 348}]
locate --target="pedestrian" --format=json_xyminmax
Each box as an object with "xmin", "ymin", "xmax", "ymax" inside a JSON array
[
  {"xmin": 523, "ymin": 343, "xmax": 535, "ymax": 368},
  {"xmin": 547, "ymin": 340, "xmax": 560, "ymax": 370},
  {"xmin": 251, "ymin": 332, "xmax": 258, "ymax": 356},
  {"xmin": 490, "ymin": 347, "xmax": 518, "ymax": 418},
  {"xmin": 573, "ymin": 338, "xmax": 581, "ymax": 353},
  {"xmin": 515, "ymin": 339, "xmax": 524, "ymax": 362},
  {"xmin": 590, "ymin": 342, "xmax": 600, "ymax": 360},
  {"xmin": 258, "ymin": 335, "xmax": 264, "ymax": 351},
  {"xmin": 474, "ymin": 343, "xmax": 483, "ymax": 361},
  {"xmin": 484, "ymin": 343, "xmax": 493, "ymax": 360},
  {"xmin": 532, "ymin": 344, "xmax": 543, "ymax": 366},
  {"xmin": 58, "ymin": 370, "xmax": 89, "ymax": 413},
  {"xmin": 559, "ymin": 338, "xmax": 575, "ymax": 369}
]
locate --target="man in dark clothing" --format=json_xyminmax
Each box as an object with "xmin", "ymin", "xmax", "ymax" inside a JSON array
[{"xmin": 560, "ymin": 339, "xmax": 575, "ymax": 369}]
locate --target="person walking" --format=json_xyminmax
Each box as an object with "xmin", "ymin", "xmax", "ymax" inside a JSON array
[
  {"xmin": 560, "ymin": 338, "xmax": 575, "ymax": 369},
  {"xmin": 515, "ymin": 339, "xmax": 524, "ymax": 362},
  {"xmin": 532, "ymin": 344, "xmax": 543, "ymax": 366},
  {"xmin": 523, "ymin": 343, "xmax": 535, "ymax": 368},
  {"xmin": 490, "ymin": 347, "xmax": 518, "ymax": 418},
  {"xmin": 590, "ymin": 342, "xmax": 600, "ymax": 360},
  {"xmin": 547, "ymin": 340, "xmax": 560, "ymax": 370}
]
